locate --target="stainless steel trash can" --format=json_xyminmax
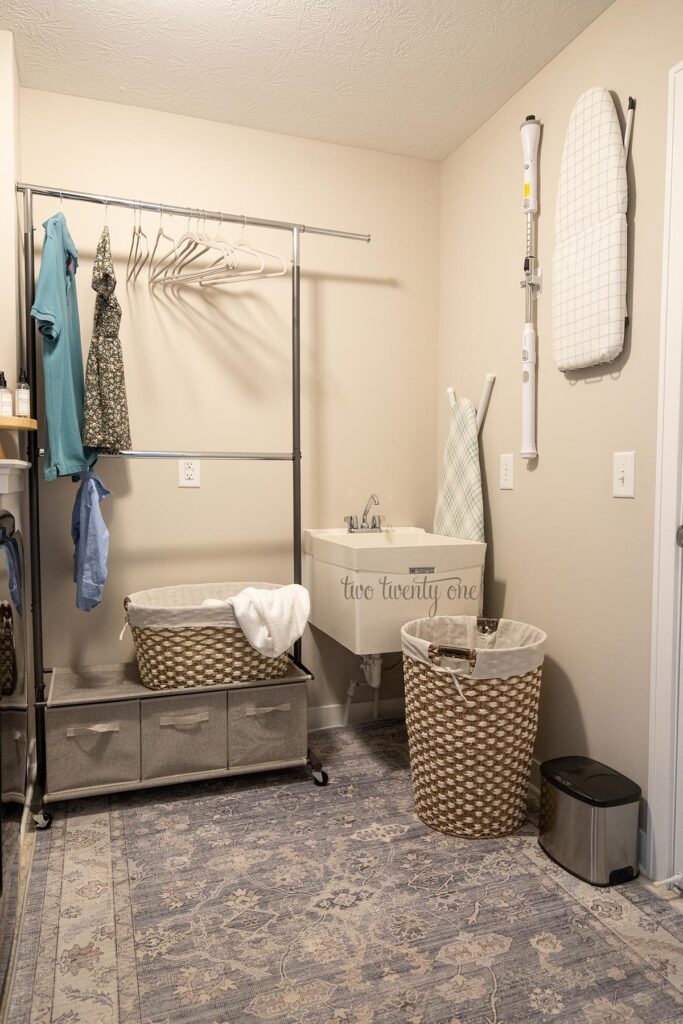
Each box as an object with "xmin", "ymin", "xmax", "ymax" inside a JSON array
[{"xmin": 539, "ymin": 756, "xmax": 640, "ymax": 887}]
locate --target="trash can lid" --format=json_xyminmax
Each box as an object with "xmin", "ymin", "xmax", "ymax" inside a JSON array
[{"xmin": 540, "ymin": 756, "xmax": 641, "ymax": 807}]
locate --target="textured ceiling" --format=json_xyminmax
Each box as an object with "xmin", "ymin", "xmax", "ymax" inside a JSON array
[{"xmin": 1, "ymin": 0, "xmax": 614, "ymax": 159}]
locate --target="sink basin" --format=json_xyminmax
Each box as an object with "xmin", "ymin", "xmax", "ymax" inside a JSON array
[
  {"xmin": 305, "ymin": 527, "xmax": 484, "ymax": 575},
  {"xmin": 303, "ymin": 527, "xmax": 486, "ymax": 655}
]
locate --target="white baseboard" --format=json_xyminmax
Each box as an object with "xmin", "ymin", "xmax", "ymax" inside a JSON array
[
  {"xmin": 639, "ymin": 828, "xmax": 650, "ymax": 880},
  {"xmin": 308, "ymin": 697, "xmax": 405, "ymax": 731}
]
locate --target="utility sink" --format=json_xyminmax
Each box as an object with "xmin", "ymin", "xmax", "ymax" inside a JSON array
[
  {"xmin": 303, "ymin": 527, "xmax": 486, "ymax": 656},
  {"xmin": 305, "ymin": 527, "xmax": 484, "ymax": 575}
]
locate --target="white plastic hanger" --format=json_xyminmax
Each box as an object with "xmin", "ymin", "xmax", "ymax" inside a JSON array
[
  {"xmin": 199, "ymin": 217, "xmax": 287, "ymax": 287},
  {"xmin": 148, "ymin": 205, "xmax": 179, "ymax": 284},
  {"xmin": 126, "ymin": 205, "xmax": 149, "ymax": 282},
  {"xmin": 154, "ymin": 212, "xmax": 288, "ymax": 288},
  {"xmin": 160, "ymin": 211, "xmax": 212, "ymax": 282},
  {"xmin": 161, "ymin": 214, "xmax": 249, "ymax": 286}
]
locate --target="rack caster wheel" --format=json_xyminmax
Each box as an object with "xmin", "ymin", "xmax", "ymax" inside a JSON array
[
  {"xmin": 32, "ymin": 811, "xmax": 53, "ymax": 830},
  {"xmin": 312, "ymin": 769, "xmax": 329, "ymax": 787}
]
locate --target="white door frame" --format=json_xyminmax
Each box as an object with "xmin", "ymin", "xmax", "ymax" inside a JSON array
[{"xmin": 648, "ymin": 59, "xmax": 683, "ymax": 882}]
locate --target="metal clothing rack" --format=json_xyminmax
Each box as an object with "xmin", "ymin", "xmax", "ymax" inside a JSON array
[{"xmin": 16, "ymin": 182, "xmax": 371, "ymax": 824}]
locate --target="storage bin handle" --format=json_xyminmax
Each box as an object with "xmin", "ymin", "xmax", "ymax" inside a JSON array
[
  {"xmin": 429, "ymin": 645, "xmax": 477, "ymax": 705},
  {"xmin": 159, "ymin": 711, "xmax": 209, "ymax": 729},
  {"xmin": 245, "ymin": 703, "xmax": 291, "ymax": 716},
  {"xmin": 432, "ymin": 645, "xmax": 478, "ymax": 677},
  {"xmin": 433, "ymin": 644, "xmax": 477, "ymax": 663},
  {"xmin": 66, "ymin": 722, "xmax": 120, "ymax": 738}
]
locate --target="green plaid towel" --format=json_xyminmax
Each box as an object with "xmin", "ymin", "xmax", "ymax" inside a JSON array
[{"xmin": 433, "ymin": 397, "xmax": 484, "ymax": 542}]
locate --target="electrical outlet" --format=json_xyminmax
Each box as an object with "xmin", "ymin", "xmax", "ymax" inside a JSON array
[
  {"xmin": 613, "ymin": 451, "xmax": 635, "ymax": 498},
  {"xmin": 500, "ymin": 454, "xmax": 513, "ymax": 490},
  {"xmin": 178, "ymin": 459, "xmax": 200, "ymax": 488}
]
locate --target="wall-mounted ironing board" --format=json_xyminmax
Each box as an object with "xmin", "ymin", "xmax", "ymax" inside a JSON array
[{"xmin": 553, "ymin": 88, "xmax": 634, "ymax": 371}]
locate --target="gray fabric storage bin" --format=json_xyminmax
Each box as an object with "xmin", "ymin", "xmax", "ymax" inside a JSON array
[
  {"xmin": 46, "ymin": 701, "xmax": 141, "ymax": 795},
  {"xmin": 141, "ymin": 691, "xmax": 228, "ymax": 780},
  {"xmin": 228, "ymin": 682, "xmax": 307, "ymax": 767},
  {"xmin": 1, "ymin": 709, "xmax": 27, "ymax": 800}
]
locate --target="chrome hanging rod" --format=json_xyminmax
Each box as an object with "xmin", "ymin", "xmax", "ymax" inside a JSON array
[
  {"xmin": 15, "ymin": 183, "xmax": 371, "ymax": 243},
  {"xmin": 37, "ymin": 448, "xmax": 293, "ymax": 461}
]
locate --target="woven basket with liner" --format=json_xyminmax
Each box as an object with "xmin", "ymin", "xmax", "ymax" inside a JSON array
[
  {"xmin": 124, "ymin": 582, "xmax": 291, "ymax": 691},
  {"xmin": 402, "ymin": 615, "xmax": 547, "ymax": 838}
]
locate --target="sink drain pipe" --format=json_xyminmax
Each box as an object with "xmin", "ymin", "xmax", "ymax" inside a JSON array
[{"xmin": 344, "ymin": 654, "xmax": 384, "ymax": 724}]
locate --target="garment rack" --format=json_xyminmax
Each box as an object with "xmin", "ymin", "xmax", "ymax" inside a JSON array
[{"xmin": 16, "ymin": 182, "xmax": 371, "ymax": 825}]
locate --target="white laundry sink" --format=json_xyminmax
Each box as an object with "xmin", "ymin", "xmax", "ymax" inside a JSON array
[
  {"xmin": 303, "ymin": 527, "xmax": 486, "ymax": 655},
  {"xmin": 304, "ymin": 527, "xmax": 484, "ymax": 575}
]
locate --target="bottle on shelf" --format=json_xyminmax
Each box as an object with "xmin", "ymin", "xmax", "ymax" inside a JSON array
[
  {"xmin": 0, "ymin": 374, "xmax": 13, "ymax": 418},
  {"xmin": 14, "ymin": 368, "xmax": 30, "ymax": 418}
]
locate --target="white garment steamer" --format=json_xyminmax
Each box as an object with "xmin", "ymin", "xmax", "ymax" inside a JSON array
[{"xmin": 520, "ymin": 115, "xmax": 542, "ymax": 460}]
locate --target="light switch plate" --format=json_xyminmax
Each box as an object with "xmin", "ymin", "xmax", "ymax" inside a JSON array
[
  {"xmin": 178, "ymin": 459, "xmax": 200, "ymax": 488},
  {"xmin": 613, "ymin": 451, "xmax": 635, "ymax": 498},
  {"xmin": 500, "ymin": 454, "xmax": 513, "ymax": 490}
]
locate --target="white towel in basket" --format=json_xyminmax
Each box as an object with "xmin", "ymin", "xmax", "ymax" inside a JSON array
[{"xmin": 202, "ymin": 583, "xmax": 310, "ymax": 658}]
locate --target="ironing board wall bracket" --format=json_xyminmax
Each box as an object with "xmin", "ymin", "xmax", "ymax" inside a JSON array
[{"xmin": 447, "ymin": 373, "xmax": 495, "ymax": 434}]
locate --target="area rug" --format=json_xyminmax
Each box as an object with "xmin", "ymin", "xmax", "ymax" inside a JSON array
[{"xmin": 7, "ymin": 721, "xmax": 683, "ymax": 1023}]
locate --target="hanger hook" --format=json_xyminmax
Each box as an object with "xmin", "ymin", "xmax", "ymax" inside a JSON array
[
  {"xmin": 59, "ymin": 191, "xmax": 63, "ymax": 210},
  {"xmin": 104, "ymin": 197, "xmax": 109, "ymax": 226}
]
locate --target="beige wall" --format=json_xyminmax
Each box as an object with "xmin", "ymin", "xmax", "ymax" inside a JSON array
[
  {"xmin": 19, "ymin": 89, "xmax": 440, "ymax": 710},
  {"xmin": 439, "ymin": 0, "xmax": 683, "ymax": 792},
  {"xmin": 14, "ymin": 0, "xmax": 682, "ymax": 779},
  {"xmin": 0, "ymin": 32, "xmax": 24, "ymax": 478},
  {"xmin": 0, "ymin": 31, "xmax": 30, "ymax": 676}
]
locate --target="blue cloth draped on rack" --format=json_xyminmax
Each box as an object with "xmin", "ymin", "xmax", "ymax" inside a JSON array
[{"xmin": 71, "ymin": 472, "xmax": 111, "ymax": 611}]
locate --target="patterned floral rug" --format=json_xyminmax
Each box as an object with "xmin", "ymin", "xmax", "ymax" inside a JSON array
[{"xmin": 7, "ymin": 721, "xmax": 683, "ymax": 1023}]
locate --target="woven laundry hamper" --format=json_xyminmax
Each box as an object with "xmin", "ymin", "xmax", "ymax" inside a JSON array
[
  {"xmin": 401, "ymin": 615, "xmax": 547, "ymax": 838},
  {"xmin": 124, "ymin": 582, "xmax": 292, "ymax": 691}
]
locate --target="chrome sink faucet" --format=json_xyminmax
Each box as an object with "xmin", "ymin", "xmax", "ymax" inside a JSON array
[{"xmin": 344, "ymin": 493, "xmax": 383, "ymax": 533}]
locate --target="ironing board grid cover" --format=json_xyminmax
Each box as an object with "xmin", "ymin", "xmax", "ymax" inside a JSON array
[{"xmin": 553, "ymin": 87, "xmax": 628, "ymax": 371}]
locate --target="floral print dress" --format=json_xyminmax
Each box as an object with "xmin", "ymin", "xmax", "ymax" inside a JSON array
[{"xmin": 83, "ymin": 226, "xmax": 132, "ymax": 453}]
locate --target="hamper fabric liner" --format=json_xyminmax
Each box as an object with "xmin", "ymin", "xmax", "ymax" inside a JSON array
[
  {"xmin": 125, "ymin": 582, "xmax": 291, "ymax": 691},
  {"xmin": 401, "ymin": 615, "xmax": 547, "ymax": 838}
]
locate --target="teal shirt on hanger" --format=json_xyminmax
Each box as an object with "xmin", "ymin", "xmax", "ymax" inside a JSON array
[{"xmin": 31, "ymin": 212, "xmax": 95, "ymax": 480}]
